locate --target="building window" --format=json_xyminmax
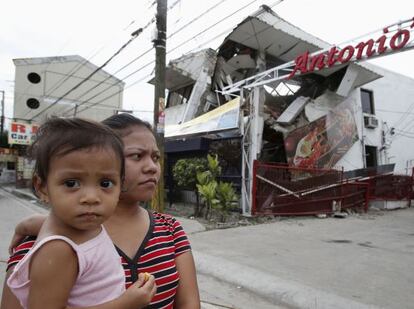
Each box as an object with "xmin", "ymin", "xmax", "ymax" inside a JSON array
[
  {"xmin": 361, "ymin": 89, "xmax": 375, "ymax": 115},
  {"xmin": 365, "ymin": 145, "xmax": 377, "ymax": 167}
]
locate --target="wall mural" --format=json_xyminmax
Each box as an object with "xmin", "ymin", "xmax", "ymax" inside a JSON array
[{"xmin": 284, "ymin": 100, "xmax": 358, "ymax": 169}]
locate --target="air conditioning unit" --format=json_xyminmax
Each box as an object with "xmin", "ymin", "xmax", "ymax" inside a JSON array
[{"xmin": 364, "ymin": 115, "xmax": 379, "ymax": 129}]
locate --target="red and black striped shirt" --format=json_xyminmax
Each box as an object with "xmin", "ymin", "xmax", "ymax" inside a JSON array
[{"xmin": 7, "ymin": 211, "xmax": 192, "ymax": 309}]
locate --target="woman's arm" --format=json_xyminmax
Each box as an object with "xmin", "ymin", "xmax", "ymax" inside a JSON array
[
  {"xmin": 174, "ymin": 251, "xmax": 201, "ymax": 309},
  {"xmin": 9, "ymin": 214, "xmax": 46, "ymax": 254},
  {"xmin": 0, "ymin": 266, "xmax": 23, "ymax": 309}
]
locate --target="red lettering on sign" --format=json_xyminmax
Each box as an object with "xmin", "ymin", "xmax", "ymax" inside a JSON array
[
  {"xmin": 390, "ymin": 29, "xmax": 410, "ymax": 50},
  {"xmin": 309, "ymin": 53, "xmax": 325, "ymax": 71},
  {"xmin": 338, "ymin": 45, "xmax": 355, "ymax": 63},
  {"xmin": 326, "ymin": 46, "xmax": 339, "ymax": 67},
  {"xmin": 11, "ymin": 123, "xmax": 26, "ymax": 133},
  {"xmin": 376, "ymin": 33, "xmax": 388, "ymax": 54},
  {"xmin": 355, "ymin": 39, "xmax": 375, "ymax": 60},
  {"xmin": 287, "ymin": 18, "xmax": 414, "ymax": 80},
  {"xmin": 31, "ymin": 125, "xmax": 39, "ymax": 134},
  {"xmin": 287, "ymin": 51, "xmax": 309, "ymax": 79}
]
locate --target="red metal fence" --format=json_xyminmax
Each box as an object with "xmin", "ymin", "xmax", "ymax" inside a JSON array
[
  {"xmin": 251, "ymin": 161, "xmax": 395, "ymax": 216},
  {"xmin": 361, "ymin": 173, "xmax": 413, "ymax": 202}
]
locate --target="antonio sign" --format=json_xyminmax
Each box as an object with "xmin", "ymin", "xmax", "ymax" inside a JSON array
[{"xmin": 288, "ymin": 18, "xmax": 414, "ymax": 79}]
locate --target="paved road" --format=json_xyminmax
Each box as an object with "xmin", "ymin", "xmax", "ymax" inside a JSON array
[
  {"xmin": 0, "ymin": 186, "xmax": 280, "ymax": 309},
  {"xmin": 190, "ymin": 208, "xmax": 414, "ymax": 309}
]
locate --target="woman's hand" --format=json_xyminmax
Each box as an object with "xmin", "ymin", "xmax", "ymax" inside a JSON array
[{"xmin": 8, "ymin": 214, "xmax": 46, "ymax": 254}]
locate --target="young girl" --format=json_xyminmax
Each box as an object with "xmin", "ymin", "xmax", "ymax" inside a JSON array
[
  {"xmin": 6, "ymin": 117, "xmax": 156, "ymax": 309},
  {"xmin": 2, "ymin": 114, "xmax": 200, "ymax": 309}
]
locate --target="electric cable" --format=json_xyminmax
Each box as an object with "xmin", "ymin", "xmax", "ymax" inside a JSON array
[
  {"xmin": 29, "ymin": 28, "xmax": 144, "ymax": 120},
  {"xmin": 63, "ymin": 0, "xmax": 285, "ymax": 116},
  {"xmin": 42, "ymin": 0, "xmax": 181, "ymax": 102},
  {"xmin": 59, "ymin": 0, "xmax": 233, "ymax": 114},
  {"xmin": 61, "ymin": 0, "xmax": 263, "ymax": 115}
]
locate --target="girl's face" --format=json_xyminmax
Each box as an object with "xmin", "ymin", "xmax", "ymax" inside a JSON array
[
  {"xmin": 120, "ymin": 126, "xmax": 161, "ymax": 204},
  {"xmin": 35, "ymin": 147, "xmax": 122, "ymax": 234}
]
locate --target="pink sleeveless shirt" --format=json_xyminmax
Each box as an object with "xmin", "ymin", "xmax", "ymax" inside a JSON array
[{"xmin": 7, "ymin": 226, "xmax": 125, "ymax": 308}]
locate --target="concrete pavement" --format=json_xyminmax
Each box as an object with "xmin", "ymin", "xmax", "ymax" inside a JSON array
[
  {"xmin": 1, "ymin": 184, "xmax": 414, "ymax": 308},
  {"xmin": 189, "ymin": 209, "xmax": 414, "ymax": 309}
]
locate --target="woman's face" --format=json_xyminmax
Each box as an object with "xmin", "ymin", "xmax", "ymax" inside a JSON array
[{"xmin": 120, "ymin": 125, "xmax": 161, "ymax": 203}]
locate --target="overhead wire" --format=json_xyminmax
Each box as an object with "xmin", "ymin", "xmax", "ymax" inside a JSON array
[
  {"xmin": 29, "ymin": 28, "xmax": 144, "ymax": 121},
  {"xmin": 77, "ymin": 0, "xmax": 287, "ymax": 116},
  {"xmin": 62, "ymin": 0, "xmax": 287, "ymax": 118},
  {"xmin": 60, "ymin": 0, "xmax": 235, "ymax": 115},
  {"xmin": 32, "ymin": 0, "xmax": 184, "ymax": 119},
  {"xmin": 61, "ymin": 0, "xmax": 264, "ymax": 116}
]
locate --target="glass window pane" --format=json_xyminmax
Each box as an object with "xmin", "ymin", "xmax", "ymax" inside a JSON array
[{"xmin": 361, "ymin": 89, "xmax": 374, "ymax": 114}]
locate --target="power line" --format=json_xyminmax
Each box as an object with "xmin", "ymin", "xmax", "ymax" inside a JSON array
[
  {"xmin": 168, "ymin": 0, "xmax": 260, "ymax": 55},
  {"xmin": 29, "ymin": 28, "xmax": 144, "ymax": 120},
  {"xmin": 65, "ymin": 0, "xmax": 284, "ymax": 116},
  {"xmin": 60, "ymin": 73, "xmax": 153, "ymax": 117},
  {"xmin": 168, "ymin": 0, "xmax": 229, "ymax": 39},
  {"xmin": 40, "ymin": 2, "xmax": 177, "ymax": 102},
  {"xmin": 63, "ymin": 47, "xmax": 155, "ymax": 115},
  {"xmin": 62, "ymin": 58, "xmax": 155, "ymax": 116},
  {"xmin": 59, "ymin": 0, "xmax": 232, "ymax": 114},
  {"xmin": 376, "ymin": 108, "xmax": 414, "ymax": 115}
]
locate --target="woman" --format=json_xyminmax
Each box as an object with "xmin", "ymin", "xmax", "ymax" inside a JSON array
[{"xmin": 1, "ymin": 113, "xmax": 200, "ymax": 309}]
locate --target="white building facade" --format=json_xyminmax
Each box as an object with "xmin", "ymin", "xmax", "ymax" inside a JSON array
[{"xmin": 13, "ymin": 55, "xmax": 124, "ymax": 123}]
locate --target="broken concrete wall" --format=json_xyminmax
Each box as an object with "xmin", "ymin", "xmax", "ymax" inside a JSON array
[{"xmin": 165, "ymin": 49, "xmax": 218, "ymax": 125}]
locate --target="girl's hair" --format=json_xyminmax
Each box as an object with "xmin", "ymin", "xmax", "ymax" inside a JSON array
[
  {"xmin": 29, "ymin": 117, "xmax": 125, "ymax": 188},
  {"xmin": 102, "ymin": 113, "xmax": 154, "ymax": 137}
]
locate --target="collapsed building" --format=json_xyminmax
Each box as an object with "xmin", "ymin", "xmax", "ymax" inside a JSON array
[{"xmin": 164, "ymin": 6, "xmax": 414, "ymax": 215}]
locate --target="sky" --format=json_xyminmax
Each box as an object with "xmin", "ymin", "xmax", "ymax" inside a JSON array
[{"xmin": 1, "ymin": 0, "xmax": 413, "ymax": 125}]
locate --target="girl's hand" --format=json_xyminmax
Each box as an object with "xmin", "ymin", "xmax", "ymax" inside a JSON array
[{"xmin": 121, "ymin": 273, "xmax": 157, "ymax": 308}]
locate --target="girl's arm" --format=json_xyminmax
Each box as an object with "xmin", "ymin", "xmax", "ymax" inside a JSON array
[
  {"xmin": 9, "ymin": 214, "xmax": 46, "ymax": 254},
  {"xmin": 28, "ymin": 240, "xmax": 78, "ymax": 309},
  {"xmin": 174, "ymin": 251, "xmax": 201, "ymax": 309},
  {"xmin": 69, "ymin": 273, "xmax": 156, "ymax": 309},
  {"xmin": 0, "ymin": 266, "xmax": 24, "ymax": 309},
  {"xmin": 29, "ymin": 241, "xmax": 156, "ymax": 309}
]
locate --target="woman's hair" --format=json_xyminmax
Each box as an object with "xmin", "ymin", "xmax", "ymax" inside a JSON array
[
  {"xmin": 28, "ymin": 117, "xmax": 125, "ymax": 187},
  {"xmin": 102, "ymin": 113, "xmax": 153, "ymax": 137}
]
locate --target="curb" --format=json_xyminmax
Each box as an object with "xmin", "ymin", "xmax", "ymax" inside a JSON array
[
  {"xmin": 10, "ymin": 189, "xmax": 37, "ymax": 201},
  {"xmin": 193, "ymin": 251, "xmax": 382, "ymax": 309}
]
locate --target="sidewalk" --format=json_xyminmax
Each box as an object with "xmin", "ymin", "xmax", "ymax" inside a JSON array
[{"xmin": 4, "ymin": 184, "xmax": 414, "ymax": 309}]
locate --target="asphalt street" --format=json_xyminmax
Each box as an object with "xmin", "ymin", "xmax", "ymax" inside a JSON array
[{"xmin": 1, "ymin": 185, "xmax": 414, "ymax": 308}]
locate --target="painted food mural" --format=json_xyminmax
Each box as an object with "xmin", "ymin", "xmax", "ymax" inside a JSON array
[{"xmin": 284, "ymin": 101, "xmax": 358, "ymax": 168}]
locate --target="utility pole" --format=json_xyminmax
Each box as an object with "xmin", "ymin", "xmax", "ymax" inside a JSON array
[
  {"xmin": 151, "ymin": 0, "xmax": 167, "ymax": 212},
  {"xmin": 0, "ymin": 90, "xmax": 5, "ymax": 136}
]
